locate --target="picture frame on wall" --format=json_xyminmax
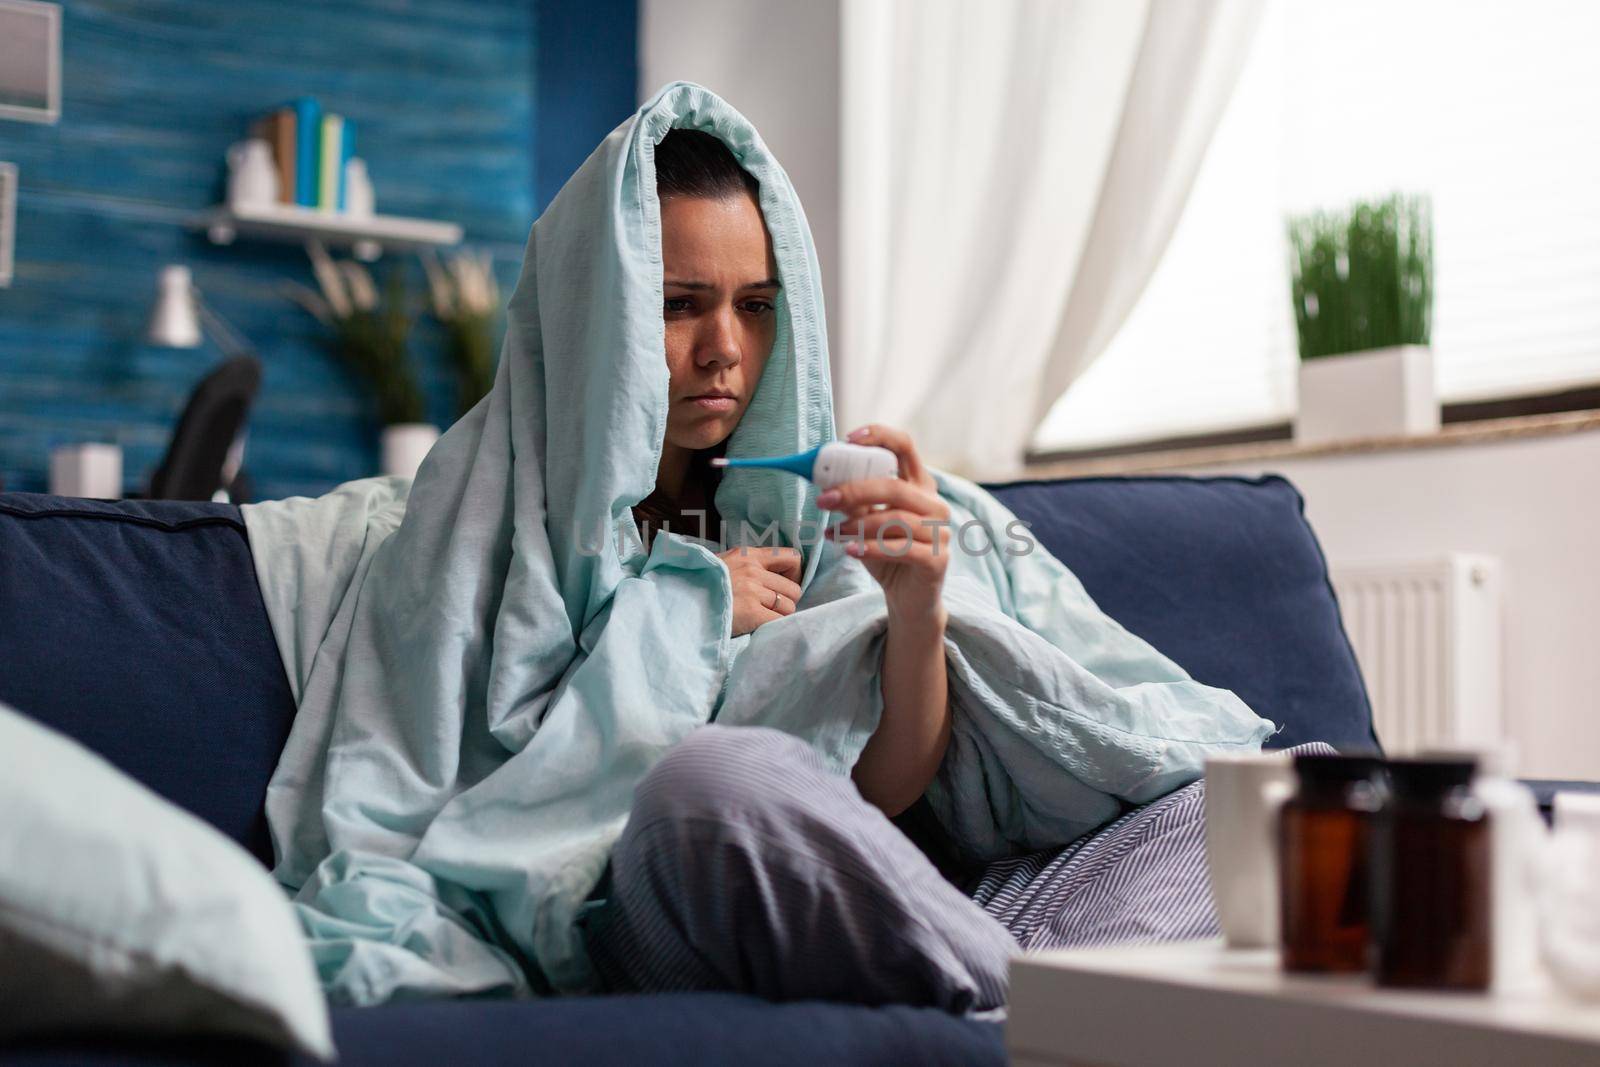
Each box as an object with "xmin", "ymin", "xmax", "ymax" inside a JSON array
[
  {"xmin": 0, "ymin": 0, "xmax": 62, "ymax": 125},
  {"xmin": 0, "ymin": 162, "xmax": 15, "ymax": 287}
]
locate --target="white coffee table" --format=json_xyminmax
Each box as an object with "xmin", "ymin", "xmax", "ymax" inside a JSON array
[{"xmin": 1008, "ymin": 938, "xmax": 1600, "ymax": 1067}]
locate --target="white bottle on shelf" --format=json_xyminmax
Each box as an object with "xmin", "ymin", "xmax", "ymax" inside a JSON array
[
  {"xmin": 1477, "ymin": 750, "xmax": 1548, "ymax": 994},
  {"xmin": 1429, "ymin": 743, "xmax": 1549, "ymax": 994},
  {"xmin": 1542, "ymin": 792, "xmax": 1600, "ymax": 1001},
  {"xmin": 344, "ymin": 158, "xmax": 374, "ymax": 219}
]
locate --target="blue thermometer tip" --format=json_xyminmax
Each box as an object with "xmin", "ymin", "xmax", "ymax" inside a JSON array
[{"xmin": 709, "ymin": 445, "xmax": 821, "ymax": 480}]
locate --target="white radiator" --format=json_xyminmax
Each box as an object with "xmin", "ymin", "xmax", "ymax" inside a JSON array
[{"xmin": 1328, "ymin": 554, "xmax": 1503, "ymax": 753}]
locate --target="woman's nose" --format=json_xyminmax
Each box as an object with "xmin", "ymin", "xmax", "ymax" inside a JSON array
[{"xmin": 694, "ymin": 307, "xmax": 742, "ymax": 369}]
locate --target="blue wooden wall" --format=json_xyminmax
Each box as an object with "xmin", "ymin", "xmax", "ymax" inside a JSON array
[
  {"xmin": 535, "ymin": 0, "xmax": 639, "ymax": 212},
  {"xmin": 0, "ymin": 0, "xmax": 636, "ymax": 500}
]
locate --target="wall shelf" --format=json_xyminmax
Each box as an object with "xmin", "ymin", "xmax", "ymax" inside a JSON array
[{"xmin": 191, "ymin": 203, "xmax": 463, "ymax": 262}]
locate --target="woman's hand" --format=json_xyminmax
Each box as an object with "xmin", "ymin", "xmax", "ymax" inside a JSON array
[
  {"xmin": 819, "ymin": 425, "xmax": 950, "ymax": 622},
  {"xmin": 826, "ymin": 425, "xmax": 953, "ymax": 816},
  {"xmin": 717, "ymin": 545, "xmax": 802, "ymax": 636}
]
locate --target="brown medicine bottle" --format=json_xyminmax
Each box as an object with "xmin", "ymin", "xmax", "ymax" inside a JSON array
[
  {"xmin": 1372, "ymin": 758, "xmax": 1492, "ymax": 989},
  {"xmin": 1279, "ymin": 754, "xmax": 1382, "ymax": 973}
]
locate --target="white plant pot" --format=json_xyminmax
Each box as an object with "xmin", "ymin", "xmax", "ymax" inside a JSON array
[
  {"xmin": 380, "ymin": 423, "xmax": 440, "ymax": 480},
  {"xmin": 1294, "ymin": 344, "xmax": 1439, "ymax": 446}
]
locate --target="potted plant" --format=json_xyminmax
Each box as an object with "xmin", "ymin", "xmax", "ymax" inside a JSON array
[
  {"xmin": 285, "ymin": 243, "xmax": 438, "ymax": 479},
  {"xmin": 1287, "ymin": 192, "xmax": 1435, "ymax": 445},
  {"xmin": 420, "ymin": 248, "xmax": 501, "ymax": 416}
]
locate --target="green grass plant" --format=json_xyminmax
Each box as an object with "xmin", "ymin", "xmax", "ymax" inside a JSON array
[{"xmin": 1287, "ymin": 192, "xmax": 1433, "ymax": 360}]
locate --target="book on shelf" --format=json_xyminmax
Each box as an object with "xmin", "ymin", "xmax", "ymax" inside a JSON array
[
  {"xmin": 291, "ymin": 96, "xmax": 321, "ymax": 208},
  {"xmin": 248, "ymin": 107, "xmax": 296, "ymax": 205},
  {"xmin": 318, "ymin": 115, "xmax": 339, "ymax": 211},
  {"xmin": 317, "ymin": 114, "xmax": 355, "ymax": 212}
]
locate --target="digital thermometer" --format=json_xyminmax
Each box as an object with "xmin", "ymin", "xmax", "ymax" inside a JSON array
[{"xmin": 710, "ymin": 441, "xmax": 899, "ymax": 491}]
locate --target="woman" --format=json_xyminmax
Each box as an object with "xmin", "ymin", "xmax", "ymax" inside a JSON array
[
  {"xmin": 635, "ymin": 128, "xmax": 958, "ymax": 823},
  {"xmin": 584, "ymin": 127, "xmax": 1006, "ymax": 1007},
  {"xmin": 244, "ymin": 82, "xmax": 1273, "ymax": 1011}
]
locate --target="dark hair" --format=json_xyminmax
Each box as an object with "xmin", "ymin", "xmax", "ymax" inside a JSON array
[{"xmin": 654, "ymin": 129, "xmax": 760, "ymax": 202}]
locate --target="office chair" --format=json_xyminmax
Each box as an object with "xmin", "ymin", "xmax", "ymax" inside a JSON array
[{"xmin": 147, "ymin": 355, "xmax": 262, "ymax": 502}]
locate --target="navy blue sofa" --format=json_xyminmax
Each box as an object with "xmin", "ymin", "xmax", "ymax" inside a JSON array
[{"xmin": 0, "ymin": 474, "xmax": 1381, "ymax": 1066}]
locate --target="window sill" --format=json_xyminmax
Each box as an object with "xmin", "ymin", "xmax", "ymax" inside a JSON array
[{"xmin": 1022, "ymin": 407, "xmax": 1600, "ymax": 479}]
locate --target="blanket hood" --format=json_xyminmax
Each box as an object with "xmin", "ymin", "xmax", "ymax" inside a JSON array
[{"xmin": 519, "ymin": 80, "xmax": 836, "ymax": 629}]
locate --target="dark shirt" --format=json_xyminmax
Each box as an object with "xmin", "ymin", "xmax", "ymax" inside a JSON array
[{"xmin": 631, "ymin": 446, "xmax": 725, "ymax": 552}]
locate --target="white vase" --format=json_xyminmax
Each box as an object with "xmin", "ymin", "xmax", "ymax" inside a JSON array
[
  {"xmin": 380, "ymin": 423, "xmax": 439, "ymax": 480},
  {"xmin": 1294, "ymin": 344, "xmax": 1439, "ymax": 446},
  {"xmin": 226, "ymin": 138, "xmax": 279, "ymax": 213}
]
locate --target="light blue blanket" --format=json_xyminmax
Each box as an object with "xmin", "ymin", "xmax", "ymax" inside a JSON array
[{"xmin": 242, "ymin": 82, "xmax": 1273, "ymax": 1005}]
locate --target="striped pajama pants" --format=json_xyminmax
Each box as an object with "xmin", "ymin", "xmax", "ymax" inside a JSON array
[{"xmin": 580, "ymin": 724, "xmax": 1263, "ymax": 1013}]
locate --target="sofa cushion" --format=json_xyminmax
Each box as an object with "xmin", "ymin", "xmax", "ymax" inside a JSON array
[
  {"xmin": 982, "ymin": 474, "xmax": 1377, "ymax": 752},
  {"xmin": 0, "ymin": 493, "xmax": 297, "ymax": 866},
  {"xmin": 0, "ymin": 993, "xmax": 1005, "ymax": 1067},
  {"xmin": 0, "ymin": 706, "xmax": 332, "ymax": 1059}
]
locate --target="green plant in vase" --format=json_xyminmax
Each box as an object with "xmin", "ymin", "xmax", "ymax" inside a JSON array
[
  {"xmin": 285, "ymin": 243, "xmax": 437, "ymax": 477},
  {"xmin": 1287, "ymin": 192, "xmax": 1433, "ymax": 360},
  {"xmin": 1285, "ymin": 192, "xmax": 1438, "ymax": 444},
  {"xmin": 421, "ymin": 248, "xmax": 501, "ymax": 417},
  {"xmin": 285, "ymin": 243, "xmax": 424, "ymax": 424}
]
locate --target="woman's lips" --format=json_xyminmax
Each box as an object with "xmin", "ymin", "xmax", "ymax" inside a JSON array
[{"xmin": 686, "ymin": 395, "xmax": 737, "ymax": 412}]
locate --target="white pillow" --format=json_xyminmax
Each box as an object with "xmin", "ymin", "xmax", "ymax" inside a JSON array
[{"xmin": 0, "ymin": 704, "xmax": 334, "ymax": 1060}]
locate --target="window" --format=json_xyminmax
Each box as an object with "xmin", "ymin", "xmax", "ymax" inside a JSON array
[{"xmin": 1032, "ymin": 0, "xmax": 1600, "ymax": 455}]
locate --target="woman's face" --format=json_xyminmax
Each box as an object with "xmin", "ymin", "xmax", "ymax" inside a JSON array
[{"xmin": 660, "ymin": 191, "xmax": 779, "ymax": 453}]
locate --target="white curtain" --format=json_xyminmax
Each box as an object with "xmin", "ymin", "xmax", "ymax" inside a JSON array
[{"xmin": 837, "ymin": 0, "xmax": 1264, "ymax": 478}]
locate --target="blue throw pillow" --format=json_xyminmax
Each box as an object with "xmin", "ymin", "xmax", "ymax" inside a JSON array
[
  {"xmin": 982, "ymin": 475, "xmax": 1378, "ymax": 752},
  {"xmin": 0, "ymin": 493, "xmax": 298, "ymax": 865}
]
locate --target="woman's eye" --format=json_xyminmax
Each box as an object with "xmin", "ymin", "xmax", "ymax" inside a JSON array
[
  {"xmin": 741, "ymin": 300, "xmax": 775, "ymax": 315},
  {"xmin": 664, "ymin": 297, "xmax": 693, "ymax": 313}
]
